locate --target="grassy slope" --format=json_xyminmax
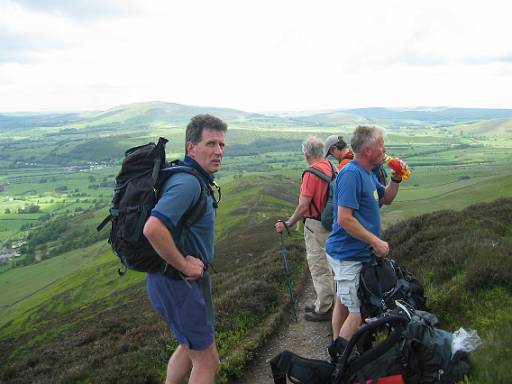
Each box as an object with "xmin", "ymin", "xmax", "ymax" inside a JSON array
[
  {"xmin": 0, "ymin": 242, "xmax": 108, "ymax": 311},
  {"xmin": 382, "ymin": 171, "xmax": 512, "ymax": 227},
  {"xmin": 0, "ymin": 174, "xmax": 305, "ymax": 384},
  {"xmin": 454, "ymin": 118, "xmax": 512, "ymax": 137},
  {"xmin": 384, "ymin": 198, "xmax": 512, "ymax": 384}
]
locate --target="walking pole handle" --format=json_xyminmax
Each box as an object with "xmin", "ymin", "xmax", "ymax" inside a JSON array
[{"xmin": 276, "ymin": 219, "xmax": 290, "ymax": 235}]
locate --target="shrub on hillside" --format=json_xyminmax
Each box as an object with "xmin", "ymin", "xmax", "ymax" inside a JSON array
[
  {"xmin": 385, "ymin": 198, "xmax": 512, "ymax": 292},
  {"xmin": 384, "ymin": 198, "xmax": 512, "ymax": 383},
  {"xmin": 465, "ymin": 240, "xmax": 512, "ymax": 291}
]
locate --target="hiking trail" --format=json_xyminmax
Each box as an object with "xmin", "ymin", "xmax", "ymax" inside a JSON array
[{"xmin": 230, "ymin": 275, "xmax": 332, "ymax": 383}]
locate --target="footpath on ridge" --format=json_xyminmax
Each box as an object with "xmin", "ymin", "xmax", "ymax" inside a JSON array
[{"xmin": 230, "ymin": 275, "xmax": 332, "ymax": 383}]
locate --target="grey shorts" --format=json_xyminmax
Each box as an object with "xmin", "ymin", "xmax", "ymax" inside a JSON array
[{"xmin": 327, "ymin": 255, "xmax": 362, "ymax": 313}]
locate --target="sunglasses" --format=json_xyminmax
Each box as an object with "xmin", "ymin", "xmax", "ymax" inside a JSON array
[{"xmin": 334, "ymin": 136, "xmax": 347, "ymax": 149}]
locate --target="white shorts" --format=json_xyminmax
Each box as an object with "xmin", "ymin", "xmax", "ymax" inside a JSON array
[{"xmin": 327, "ymin": 255, "xmax": 362, "ymax": 313}]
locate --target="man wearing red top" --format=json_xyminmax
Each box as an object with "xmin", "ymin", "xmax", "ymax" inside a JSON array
[{"xmin": 275, "ymin": 135, "xmax": 335, "ymax": 321}]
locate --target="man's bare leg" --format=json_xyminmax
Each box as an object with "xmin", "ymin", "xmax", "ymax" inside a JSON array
[
  {"xmin": 166, "ymin": 344, "xmax": 192, "ymax": 384},
  {"xmin": 339, "ymin": 312, "xmax": 362, "ymax": 341},
  {"xmin": 332, "ymin": 298, "xmax": 349, "ymax": 339},
  {"xmin": 188, "ymin": 343, "xmax": 220, "ymax": 384}
]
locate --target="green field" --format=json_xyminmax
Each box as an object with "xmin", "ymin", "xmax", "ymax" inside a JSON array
[{"xmin": 0, "ymin": 242, "xmax": 110, "ymax": 312}]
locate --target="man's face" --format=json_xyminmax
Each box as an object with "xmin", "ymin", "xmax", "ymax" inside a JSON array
[
  {"xmin": 368, "ymin": 136, "xmax": 386, "ymax": 165},
  {"xmin": 187, "ymin": 128, "xmax": 225, "ymax": 174},
  {"xmin": 331, "ymin": 146, "xmax": 349, "ymax": 160}
]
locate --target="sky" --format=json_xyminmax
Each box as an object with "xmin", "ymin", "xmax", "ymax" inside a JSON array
[{"xmin": 1, "ymin": 0, "xmax": 512, "ymax": 113}]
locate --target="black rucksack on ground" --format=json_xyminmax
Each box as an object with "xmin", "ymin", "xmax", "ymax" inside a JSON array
[
  {"xmin": 270, "ymin": 350, "xmax": 335, "ymax": 384},
  {"xmin": 97, "ymin": 137, "xmax": 207, "ymax": 276},
  {"xmin": 302, "ymin": 162, "xmax": 337, "ymax": 230},
  {"xmin": 270, "ymin": 309, "xmax": 472, "ymax": 384},
  {"xmin": 358, "ymin": 257, "xmax": 427, "ymax": 320},
  {"xmin": 334, "ymin": 309, "xmax": 471, "ymax": 384}
]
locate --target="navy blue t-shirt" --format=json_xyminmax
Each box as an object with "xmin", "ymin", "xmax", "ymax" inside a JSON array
[
  {"xmin": 150, "ymin": 172, "xmax": 216, "ymax": 264},
  {"xmin": 326, "ymin": 160, "xmax": 384, "ymax": 262}
]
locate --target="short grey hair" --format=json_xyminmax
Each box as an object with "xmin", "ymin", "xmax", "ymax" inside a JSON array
[
  {"xmin": 350, "ymin": 125, "xmax": 385, "ymax": 154},
  {"xmin": 301, "ymin": 135, "xmax": 324, "ymax": 159},
  {"xmin": 185, "ymin": 114, "xmax": 227, "ymax": 153}
]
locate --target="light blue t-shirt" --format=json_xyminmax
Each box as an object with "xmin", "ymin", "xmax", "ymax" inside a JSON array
[
  {"xmin": 150, "ymin": 172, "xmax": 216, "ymax": 265},
  {"xmin": 326, "ymin": 160, "xmax": 384, "ymax": 262}
]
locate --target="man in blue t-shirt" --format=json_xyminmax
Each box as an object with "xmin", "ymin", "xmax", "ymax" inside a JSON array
[
  {"xmin": 143, "ymin": 114, "xmax": 226, "ymax": 384},
  {"xmin": 325, "ymin": 125, "xmax": 403, "ymax": 344}
]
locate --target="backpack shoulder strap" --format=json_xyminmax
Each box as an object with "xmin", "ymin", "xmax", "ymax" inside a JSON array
[
  {"xmin": 150, "ymin": 137, "xmax": 168, "ymax": 186},
  {"xmin": 301, "ymin": 164, "xmax": 335, "ymax": 218},
  {"xmin": 159, "ymin": 165, "xmax": 209, "ymax": 227},
  {"xmin": 302, "ymin": 166, "xmax": 332, "ymax": 183},
  {"xmin": 330, "ymin": 161, "xmax": 337, "ymax": 179},
  {"xmin": 374, "ymin": 163, "xmax": 387, "ymax": 186}
]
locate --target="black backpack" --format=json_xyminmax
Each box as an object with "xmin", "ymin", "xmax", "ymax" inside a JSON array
[
  {"xmin": 97, "ymin": 137, "xmax": 208, "ymax": 277},
  {"xmin": 334, "ymin": 309, "xmax": 470, "ymax": 384},
  {"xmin": 270, "ymin": 309, "xmax": 472, "ymax": 384},
  {"xmin": 302, "ymin": 162, "xmax": 337, "ymax": 230},
  {"xmin": 358, "ymin": 257, "xmax": 427, "ymax": 320}
]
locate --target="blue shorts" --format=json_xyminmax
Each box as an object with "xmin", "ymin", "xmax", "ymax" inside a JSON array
[{"xmin": 146, "ymin": 273, "xmax": 215, "ymax": 350}]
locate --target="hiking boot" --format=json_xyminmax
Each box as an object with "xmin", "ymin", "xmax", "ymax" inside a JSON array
[
  {"xmin": 329, "ymin": 337, "xmax": 358, "ymax": 366},
  {"xmin": 304, "ymin": 304, "xmax": 315, "ymax": 313},
  {"xmin": 328, "ymin": 337, "xmax": 349, "ymax": 362},
  {"xmin": 304, "ymin": 309, "xmax": 331, "ymax": 322}
]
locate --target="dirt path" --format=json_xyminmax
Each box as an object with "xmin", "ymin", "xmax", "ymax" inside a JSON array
[{"xmin": 230, "ymin": 276, "xmax": 333, "ymax": 383}]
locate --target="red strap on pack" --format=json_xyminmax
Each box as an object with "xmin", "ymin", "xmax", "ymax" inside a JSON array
[{"xmin": 360, "ymin": 375, "xmax": 405, "ymax": 384}]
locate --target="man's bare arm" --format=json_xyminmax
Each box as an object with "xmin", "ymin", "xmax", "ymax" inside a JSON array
[
  {"xmin": 143, "ymin": 216, "xmax": 204, "ymax": 279},
  {"xmin": 338, "ymin": 206, "xmax": 389, "ymax": 257},
  {"xmin": 381, "ymin": 178, "xmax": 400, "ymax": 205},
  {"xmin": 275, "ymin": 194, "xmax": 312, "ymax": 233}
]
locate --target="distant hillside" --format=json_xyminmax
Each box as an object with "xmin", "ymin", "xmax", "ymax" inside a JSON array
[
  {"xmin": 0, "ymin": 102, "xmax": 263, "ymax": 133},
  {"xmin": 0, "ymin": 113, "xmax": 81, "ymax": 131},
  {"xmin": 343, "ymin": 107, "xmax": 512, "ymax": 122},
  {"xmin": 283, "ymin": 110, "xmax": 369, "ymax": 126},
  {"xmin": 261, "ymin": 106, "xmax": 512, "ymax": 128},
  {"xmin": 453, "ymin": 117, "xmax": 512, "ymax": 137},
  {"xmin": 4, "ymin": 104, "xmax": 512, "ymax": 135},
  {"xmin": 79, "ymin": 101, "xmax": 262, "ymax": 127}
]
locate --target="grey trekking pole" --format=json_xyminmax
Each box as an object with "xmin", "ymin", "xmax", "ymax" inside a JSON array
[{"xmin": 278, "ymin": 221, "xmax": 298, "ymax": 321}]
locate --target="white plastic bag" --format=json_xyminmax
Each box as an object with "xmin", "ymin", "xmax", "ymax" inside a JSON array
[{"xmin": 451, "ymin": 327, "xmax": 482, "ymax": 355}]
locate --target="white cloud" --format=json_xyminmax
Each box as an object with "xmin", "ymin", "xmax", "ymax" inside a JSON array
[{"xmin": 0, "ymin": 0, "xmax": 511, "ymax": 112}]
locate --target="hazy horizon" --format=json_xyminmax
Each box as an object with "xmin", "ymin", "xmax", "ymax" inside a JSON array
[{"xmin": 3, "ymin": 100, "xmax": 512, "ymax": 116}]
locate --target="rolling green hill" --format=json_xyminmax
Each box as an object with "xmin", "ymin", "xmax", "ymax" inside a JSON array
[
  {"xmin": 344, "ymin": 107, "xmax": 512, "ymax": 122},
  {"xmin": 280, "ymin": 110, "xmax": 369, "ymax": 127},
  {"xmin": 76, "ymin": 101, "xmax": 262, "ymax": 128},
  {"xmin": 453, "ymin": 118, "xmax": 512, "ymax": 138},
  {"xmin": 0, "ymin": 174, "xmax": 306, "ymax": 383}
]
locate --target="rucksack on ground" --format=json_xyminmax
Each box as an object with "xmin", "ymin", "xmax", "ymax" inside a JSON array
[
  {"xmin": 269, "ymin": 308, "xmax": 472, "ymax": 384},
  {"xmin": 333, "ymin": 308, "xmax": 471, "ymax": 384},
  {"xmin": 96, "ymin": 137, "xmax": 207, "ymax": 277},
  {"xmin": 302, "ymin": 161, "xmax": 337, "ymax": 230},
  {"xmin": 358, "ymin": 257, "xmax": 427, "ymax": 320}
]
